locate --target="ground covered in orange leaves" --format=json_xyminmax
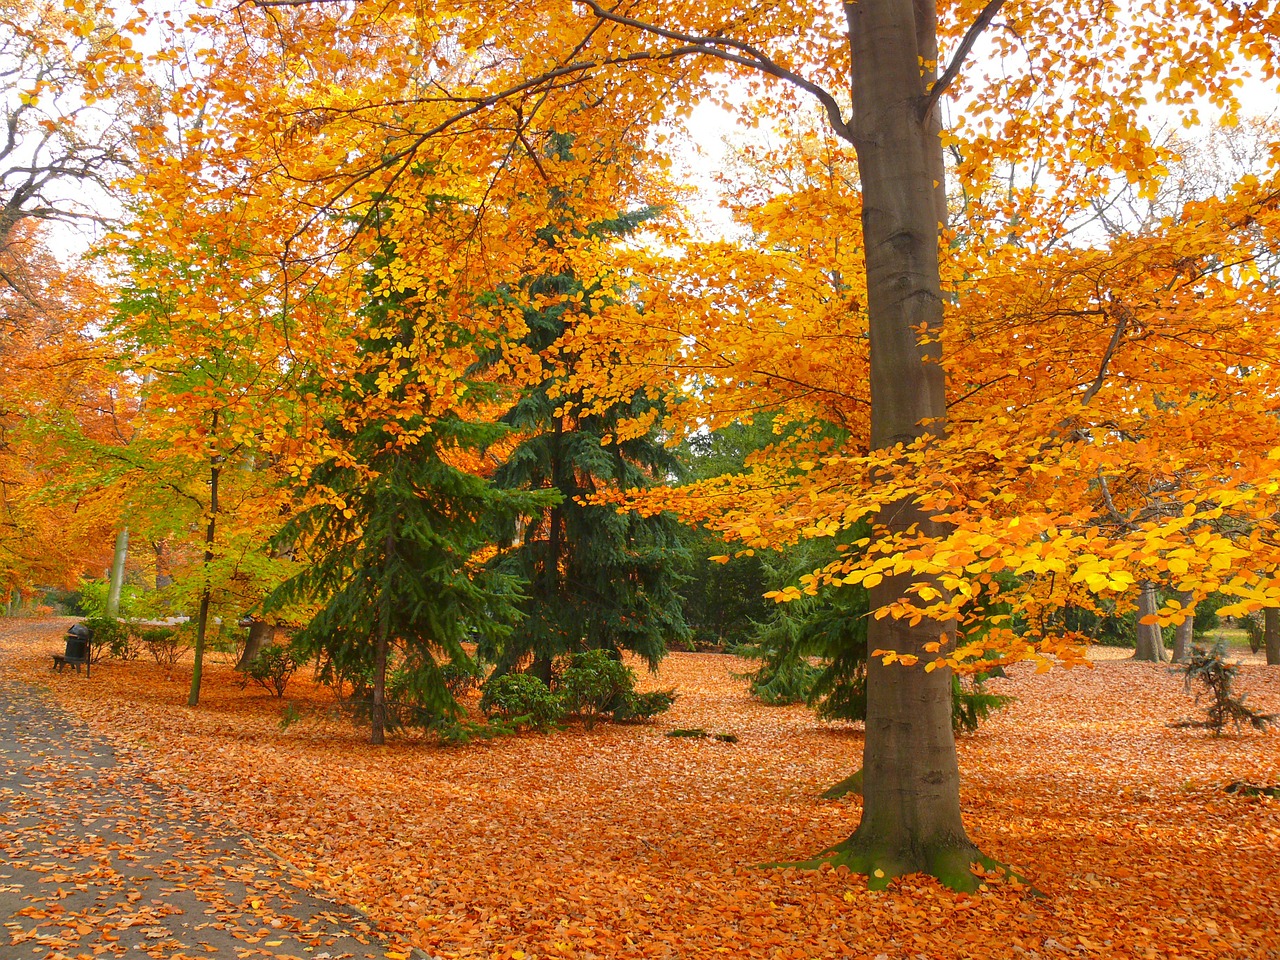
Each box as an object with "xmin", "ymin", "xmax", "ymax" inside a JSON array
[{"xmin": 4, "ymin": 618, "xmax": 1278, "ymax": 960}]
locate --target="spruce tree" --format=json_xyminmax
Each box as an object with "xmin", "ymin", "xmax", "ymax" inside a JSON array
[
  {"xmin": 482, "ymin": 209, "xmax": 690, "ymax": 679},
  {"xmin": 271, "ymin": 239, "xmax": 551, "ymax": 744}
]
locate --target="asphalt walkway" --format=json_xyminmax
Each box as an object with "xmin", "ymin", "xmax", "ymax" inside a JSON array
[{"xmin": 0, "ymin": 623, "xmax": 409, "ymax": 960}]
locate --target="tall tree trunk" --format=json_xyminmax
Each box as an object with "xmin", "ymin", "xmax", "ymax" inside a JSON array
[
  {"xmin": 153, "ymin": 539, "xmax": 173, "ymax": 590},
  {"xmin": 1172, "ymin": 590, "xmax": 1194, "ymax": 662},
  {"xmin": 106, "ymin": 527, "xmax": 129, "ymax": 618},
  {"xmin": 188, "ymin": 422, "xmax": 222, "ymax": 708},
  {"xmin": 1133, "ymin": 582, "xmax": 1167, "ymax": 662},
  {"xmin": 1265, "ymin": 608, "xmax": 1279, "ymax": 666},
  {"xmin": 823, "ymin": 0, "xmax": 986, "ymax": 891},
  {"xmin": 236, "ymin": 620, "xmax": 276, "ymax": 671},
  {"xmin": 371, "ymin": 529, "xmax": 395, "ymax": 744},
  {"xmin": 529, "ymin": 417, "xmax": 566, "ymax": 685}
]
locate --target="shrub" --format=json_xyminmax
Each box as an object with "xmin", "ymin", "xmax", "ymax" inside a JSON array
[
  {"xmin": 560, "ymin": 650, "xmax": 676, "ymax": 727},
  {"xmin": 440, "ymin": 658, "xmax": 485, "ymax": 698},
  {"xmin": 83, "ymin": 616, "xmax": 141, "ymax": 662},
  {"xmin": 479, "ymin": 673, "xmax": 565, "ymax": 730},
  {"xmin": 951, "ymin": 676, "xmax": 1015, "ymax": 734},
  {"xmin": 1171, "ymin": 643, "xmax": 1277, "ymax": 734},
  {"xmin": 560, "ymin": 650, "xmax": 633, "ymax": 729},
  {"xmin": 244, "ymin": 644, "xmax": 300, "ymax": 697},
  {"xmin": 614, "ymin": 688, "xmax": 678, "ymax": 722},
  {"xmin": 139, "ymin": 627, "xmax": 186, "ymax": 667}
]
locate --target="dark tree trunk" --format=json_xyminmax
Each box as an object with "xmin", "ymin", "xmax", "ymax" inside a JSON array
[
  {"xmin": 371, "ymin": 529, "xmax": 395, "ymax": 745},
  {"xmin": 822, "ymin": 0, "xmax": 987, "ymax": 891},
  {"xmin": 188, "ymin": 437, "xmax": 221, "ymax": 707},
  {"xmin": 1265, "ymin": 608, "xmax": 1279, "ymax": 666},
  {"xmin": 1133, "ymin": 582, "xmax": 1167, "ymax": 662},
  {"xmin": 236, "ymin": 620, "xmax": 276, "ymax": 671},
  {"xmin": 1172, "ymin": 591, "xmax": 1194, "ymax": 662},
  {"xmin": 153, "ymin": 539, "xmax": 173, "ymax": 590}
]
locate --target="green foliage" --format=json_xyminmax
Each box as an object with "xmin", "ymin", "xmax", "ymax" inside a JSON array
[
  {"xmin": 736, "ymin": 535, "xmax": 1012, "ymax": 734},
  {"xmin": 139, "ymin": 626, "xmax": 186, "ymax": 667},
  {"xmin": 614, "ymin": 689, "xmax": 678, "ymax": 721},
  {"xmin": 478, "ymin": 650, "xmax": 675, "ymax": 731},
  {"xmin": 950, "ymin": 676, "xmax": 1015, "ymax": 734},
  {"xmin": 479, "ymin": 673, "xmax": 566, "ymax": 730},
  {"xmin": 734, "ymin": 533, "xmax": 870, "ymax": 719},
  {"xmin": 558, "ymin": 649, "xmax": 676, "ymax": 727},
  {"xmin": 279, "ymin": 701, "xmax": 303, "ymax": 731},
  {"xmin": 243, "ymin": 643, "xmax": 300, "ymax": 698},
  {"xmin": 674, "ymin": 419, "xmax": 782, "ymax": 650},
  {"xmin": 480, "ymin": 205, "xmax": 689, "ymax": 674},
  {"xmin": 440, "ymin": 658, "xmax": 485, "ymax": 698},
  {"xmin": 663, "ymin": 728, "xmax": 735, "ymax": 742},
  {"xmin": 433, "ymin": 716, "xmax": 521, "ymax": 747},
  {"xmin": 559, "ymin": 649, "xmax": 633, "ymax": 729},
  {"xmin": 76, "ymin": 580, "xmax": 143, "ymax": 621},
  {"xmin": 267, "ymin": 224, "xmax": 553, "ymax": 741},
  {"xmin": 1192, "ymin": 593, "xmax": 1229, "ymax": 638},
  {"xmin": 1171, "ymin": 643, "xmax": 1277, "ymax": 734},
  {"xmin": 82, "ymin": 615, "xmax": 140, "ymax": 662}
]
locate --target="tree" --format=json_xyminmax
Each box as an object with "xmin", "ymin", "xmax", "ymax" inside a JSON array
[
  {"xmin": 271, "ymin": 226, "xmax": 553, "ymax": 744},
  {"xmin": 0, "ymin": 0, "xmax": 143, "ymax": 285},
  {"xmin": 482, "ymin": 203, "xmax": 690, "ymax": 679}
]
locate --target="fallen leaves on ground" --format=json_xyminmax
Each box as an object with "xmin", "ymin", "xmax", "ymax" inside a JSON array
[{"xmin": 4, "ymin": 619, "xmax": 1278, "ymax": 960}]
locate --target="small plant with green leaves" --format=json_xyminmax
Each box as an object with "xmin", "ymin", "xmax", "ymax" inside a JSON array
[
  {"xmin": 433, "ymin": 716, "xmax": 521, "ymax": 746},
  {"xmin": 559, "ymin": 650, "xmax": 676, "ymax": 727},
  {"xmin": 479, "ymin": 673, "xmax": 565, "ymax": 730},
  {"xmin": 559, "ymin": 650, "xmax": 633, "ymax": 729},
  {"xmin": 1171, "ymin": 643, "xmax": 1277, "ymax": 734},
  {"xmin": 951, "ymin": 675, "xmax": 1015, "ymax": 734},
  {"xmin": 243, "ymin": 644, "xmax": 300, "ymax": 698},
  {"xmin": 440, "ymin": 658, "xmax": 486, "ymax": 698},
  {"xmin": 140, "ymin": 626, "xmax": 186, "ymax": 667},
  {"xmin": 83, "ymin": 616, "xmax": 141, "ymax": 662}
]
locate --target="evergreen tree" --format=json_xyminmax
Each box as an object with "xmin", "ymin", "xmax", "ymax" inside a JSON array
[
  {"xmin": 271, "ymin": 236, "xmax": 552, "ymax": 744},
  {"xmin": 676, "ymin": 418, "xmax": 775, "ymax": 649},
  {"xmin": 482, "ymin": 208, "xmax": 690, "ymax": 679}
]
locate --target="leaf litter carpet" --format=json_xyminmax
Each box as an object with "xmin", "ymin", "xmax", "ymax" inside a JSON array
[{"xmin": 2, "ymin": 620, "xmax": 1277, "ymax": 960}]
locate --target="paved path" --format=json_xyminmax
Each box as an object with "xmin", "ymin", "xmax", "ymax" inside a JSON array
[{"xmin": 0, "ymin": 626, "xmax": 411, "ymax": 960}]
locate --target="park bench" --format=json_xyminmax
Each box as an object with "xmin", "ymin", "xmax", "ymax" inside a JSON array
[{"xmin": 52, "ymin": 623, "xmax": 92, "ymax": 677}]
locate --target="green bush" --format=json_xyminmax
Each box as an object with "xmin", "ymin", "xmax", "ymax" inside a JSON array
[
  {"xmin": 560, "ymin": 650, "xmax": 676, "ymax": 727},
  {"xmin": 951, "ymin": 676, "xmax": 1015, "ymax": 734},
  {"xmin": 440, "ymin": 658, "xmax": 485, "ymax": 698},
  {"xmin": 560, "ymin": 650, "xmax": 633, "ymax": 729},
  {"xmin": 139, "ymin": 627, "xmax": 186, "ymax": 667},
  {"xmin": 83, "ymin": 616, "xmax": 141, "ymax": 662},
  {"xmin": 244, "ymin": 644, "xmax": 300, "ymax": 697},
  {"xmin": 615, "ymin": 688, "xmax": 678, "ymax": 721},
  {"xmin": 479, "ymin": 673, "xmax": 565, "ymax": 730},
  {"xmin": 1171, "ymin": 643, "xmax": 1277, "ymax": 734}
]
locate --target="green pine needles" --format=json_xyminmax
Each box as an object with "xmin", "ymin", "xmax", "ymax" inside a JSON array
[{"xmin": 478, "ymin": 203, "xmax": 690, "ymax": 678}]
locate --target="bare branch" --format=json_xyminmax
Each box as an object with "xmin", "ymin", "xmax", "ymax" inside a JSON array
[
  {"xmin": 919, "ymin": 0, "xmax": 1005, "ymax": 121},
  {"xmin": 577, "ymin": 0, "xmax": 856, "ymax": 144}
]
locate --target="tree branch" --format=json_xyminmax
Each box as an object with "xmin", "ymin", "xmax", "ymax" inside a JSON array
[{"xmin": 919, "ymin": 0, "xmax": 1005, "ymax": 121}]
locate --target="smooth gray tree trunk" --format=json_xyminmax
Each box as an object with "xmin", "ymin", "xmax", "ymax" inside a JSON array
[
  {"xmin": 1133, "ymin": 583, "xmax": 1167, "ymax": 662},
  {"xmin": 1141, "ymin": 583, "xmax": 1172, "ymax": 665},
  {"xmin": 1172, "ymin": 591, "xmax": 1194, "ymax": 662},
  {"xmin": 824, "ymin": 0, "xmax": 987, "ymax": 891},
  {"xmin": 106, "ymin": 527, "xmax": 129, "ymax": 618},
  {"xmin": 236, "ymin": 620, "xmax": 277, "ymax": 671},
  {"xmin": 1265, "ymin": 608, "xmax": 1279, "ymax": 666}
]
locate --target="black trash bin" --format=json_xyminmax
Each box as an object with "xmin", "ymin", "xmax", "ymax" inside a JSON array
[{"xmin": 59, "ymin": 623, "xmax": 92, "ymax": 676}]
